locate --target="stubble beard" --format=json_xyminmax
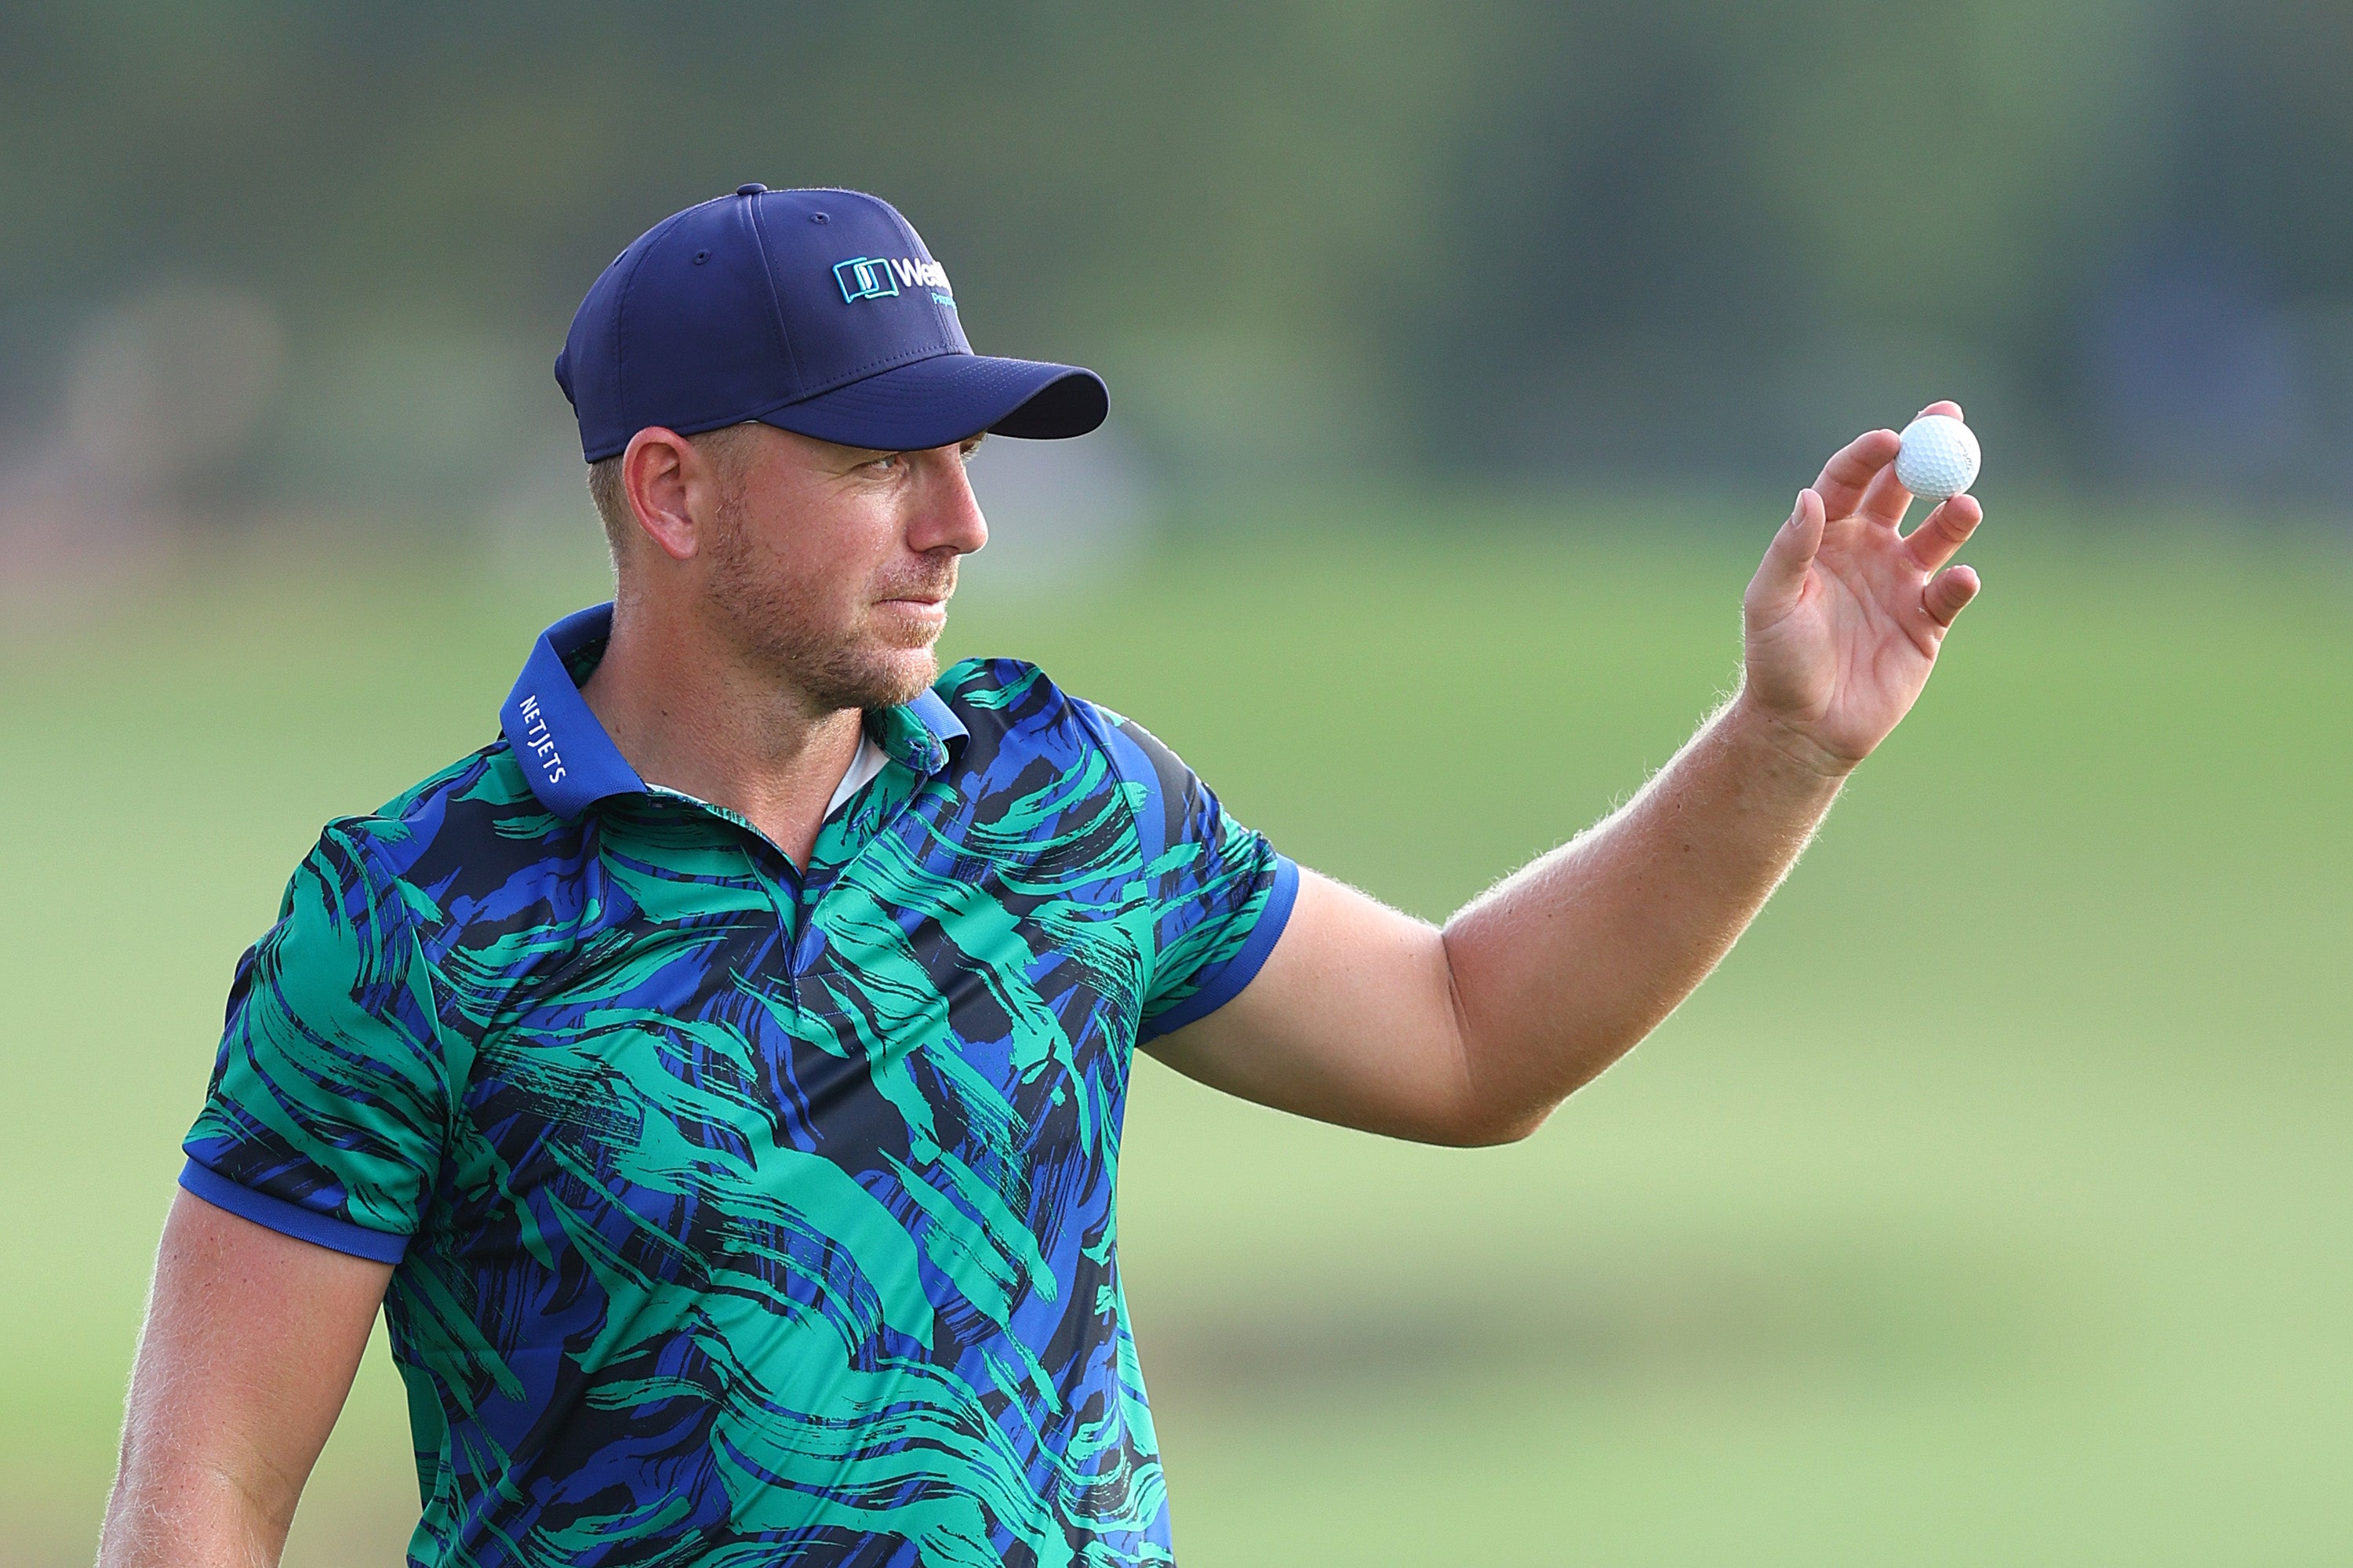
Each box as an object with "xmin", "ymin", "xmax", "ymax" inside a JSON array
[{"xmin": 701, "ymin": 491, "xmax": 950, "ymax": 714}]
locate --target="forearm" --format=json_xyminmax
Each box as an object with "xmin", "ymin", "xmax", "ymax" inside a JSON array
[
  {"xmin": 99, "ymin": 1309, "xmax": 309, "ymax": 1568},
  {"xmin": 1162, "ymin": 427, "xmax": 1977, "ymax": 1147},
  {"xmin": 1439, "ymin": 686, "xmax": 1847, "ymax": 1135},
  {"xmin": 98, "ymin": 1450, "xmax": 294, "ymax": 1568}
]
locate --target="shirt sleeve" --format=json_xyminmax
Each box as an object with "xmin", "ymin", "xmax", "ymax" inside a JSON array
[
  {"xmin": 1087, "ymin": 707, "xmax": 1300, "ymax": 1042},
  {"xmin": 180, "ymin": 824, "xmax": 449, "ymax": 1263}
]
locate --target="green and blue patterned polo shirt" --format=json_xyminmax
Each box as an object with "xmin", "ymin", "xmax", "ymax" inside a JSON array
[{"xmin": 181, "ymin": 602, "xmax": 1297, "ymax": 1566}]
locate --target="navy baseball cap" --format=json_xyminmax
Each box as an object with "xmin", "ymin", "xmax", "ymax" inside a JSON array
[{"xmin": 555, "ymin": 184, "xmax": 1107, "ymax": 460}]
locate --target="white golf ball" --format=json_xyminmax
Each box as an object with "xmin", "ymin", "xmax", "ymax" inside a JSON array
[{"xmin": 1895, "ymin": 414, "xmax": 1981, "ymax": 502}]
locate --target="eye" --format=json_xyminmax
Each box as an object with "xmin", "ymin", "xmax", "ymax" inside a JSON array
[{"xmin": 863, "ymin": 452, "xmax": 903, "ymax": 473}]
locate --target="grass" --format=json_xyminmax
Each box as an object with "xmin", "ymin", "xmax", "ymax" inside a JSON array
[{"xmin": 2, "ymin": 498, "xmax": 2347, "ymax": 1565}]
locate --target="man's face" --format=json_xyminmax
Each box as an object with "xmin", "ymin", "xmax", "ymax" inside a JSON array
[{"xmin": 694, "ymin": 424, "xmax": 988, "ymax": 712}]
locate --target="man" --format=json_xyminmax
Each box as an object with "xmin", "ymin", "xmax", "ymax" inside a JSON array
[{"xmin": 100, "ymin": 185, "xmax": 1982, "ymax": 1567}]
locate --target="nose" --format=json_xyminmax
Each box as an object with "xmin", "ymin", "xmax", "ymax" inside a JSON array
[{"xmin": 908, "ymin": 444, "xmax": 988, "ymax": 557}]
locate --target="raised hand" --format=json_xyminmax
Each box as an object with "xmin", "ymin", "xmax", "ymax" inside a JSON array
[{"xmin": 1739, "ymin": 400, "xmax": 1984, "ymax": 773}]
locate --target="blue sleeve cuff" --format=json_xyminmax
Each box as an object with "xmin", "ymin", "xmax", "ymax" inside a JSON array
[
  {"xmin": 1139, "ymin": 854, "xmax": 1300, "ymax": 1043},
  {"xmin": 178, "ymin": 1158, "xmax": 412, "ymax": 1264}
]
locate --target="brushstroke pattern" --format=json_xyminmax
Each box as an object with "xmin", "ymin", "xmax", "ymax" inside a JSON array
[{"xmin": 185, "ymin": 657, "xmax": 1286, "ymax": 1566}]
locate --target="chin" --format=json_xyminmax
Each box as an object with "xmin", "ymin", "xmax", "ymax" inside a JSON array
[
  {"xmin": 852, "ymin": 645, "xmax": 941, "ymax": 709},
  {"xmin": 886, "ymin": 655, "xmax": 940, "ymax": 704}
]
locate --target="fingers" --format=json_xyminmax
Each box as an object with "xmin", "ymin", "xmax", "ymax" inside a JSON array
[
  {"xmin": 1857, "ymin": 402, "xmax": 1966, "ymax": 527},
  {"xmin": 1750, "ymin": 489, "xmax": 1824, "ymax": 611},
  {"xmin": 1856, "ymin": 459, "xmax": 1915, "ymax": 529},
  {"xmin": 1819, "ymin": 403, "xmax": 1966, "ymax": 527},
  {"xmin": 1904, "ymin": 493, "xmax": 1982, "ymax": 573},
  {"xmin": 1922, "ymin": 563, "xmax": 1980, "ymax": 628},
  {"xmin": 1813, "ymin": 429, "xmax": 1901, "ymax": 518}
]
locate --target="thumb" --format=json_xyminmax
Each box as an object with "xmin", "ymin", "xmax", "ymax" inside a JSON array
[{"xmin": 1749, "ymin": 489, "xmax": 1823, "ymax": 613}]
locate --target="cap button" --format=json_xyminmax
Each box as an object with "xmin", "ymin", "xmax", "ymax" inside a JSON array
[{"xmin": 735, "ymin": 183, "xmax": 767, "ymax": 197}]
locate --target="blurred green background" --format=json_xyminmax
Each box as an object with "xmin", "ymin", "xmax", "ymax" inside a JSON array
[
  {"xmin": 7, "ymin": 0, "xmax": 2353, "ymax": 532},
  {"xmin": 3, "ymin": 3, "xmax": 2351, "ymax": 1565}
]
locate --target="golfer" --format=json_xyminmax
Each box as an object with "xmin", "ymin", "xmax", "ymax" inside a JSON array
[{"xmin": 100, "ymin": 185, "xmax": 1983, "ymax": 1566}]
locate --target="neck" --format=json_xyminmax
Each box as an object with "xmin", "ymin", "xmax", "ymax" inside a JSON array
[{"xmin": 580, "ymin": 591, "xmax": 864, "ymax": 868}]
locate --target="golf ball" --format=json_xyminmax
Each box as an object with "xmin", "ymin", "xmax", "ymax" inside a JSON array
[{"xmin": 1895, "ymin": 414, "xmax": 1981, "ymax": 502}]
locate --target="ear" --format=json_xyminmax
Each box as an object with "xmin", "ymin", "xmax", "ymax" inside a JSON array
[{"xmin": 620, "ymin": 427, "xmax": 711, "ymax": 562}]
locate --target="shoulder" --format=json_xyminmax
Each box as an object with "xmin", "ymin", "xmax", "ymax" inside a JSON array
[
  {"xmin": 300, "ymin": 738, "xmax": 580, "ymax": 939},
  {"xmin": 933, "ymin": 656, "xmax": 1126, "ymax": 773},
  {"xmin": 929, "ymin": 657, "xmax": 1192, "ymax": 849}
]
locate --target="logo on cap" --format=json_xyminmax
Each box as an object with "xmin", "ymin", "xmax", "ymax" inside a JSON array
[
  {"xmin": 835, "ymin": 256, "xmax": 952, "ymax": 304},
  {"xmin": 835, "ymin": 256, "xmax": 899, "ymax": 303}
]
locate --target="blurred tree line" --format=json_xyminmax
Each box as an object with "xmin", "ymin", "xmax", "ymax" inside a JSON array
[{"xmin": 1, "ymin": 0, "xmax": 2348, "ymax": 537}]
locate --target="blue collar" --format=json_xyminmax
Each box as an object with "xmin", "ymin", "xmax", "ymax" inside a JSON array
[{"xmin": 497, "ymin": 602, "xmax": 970, "ymax": 820}]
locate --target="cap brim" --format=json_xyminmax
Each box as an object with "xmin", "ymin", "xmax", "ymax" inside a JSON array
[{"xmin": 753, "ymin": 353, "xmax": 1107, "ymax": 451}]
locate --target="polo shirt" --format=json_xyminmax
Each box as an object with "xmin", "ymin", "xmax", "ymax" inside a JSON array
[{"xmin": 180, "ymin": 602, "xmax": 1298, "ymax": 1567}]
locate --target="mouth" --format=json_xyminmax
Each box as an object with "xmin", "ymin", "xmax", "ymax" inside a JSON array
[{"xmin": 878, "ymin": 595, "xmax": 950, "ymax": 632}]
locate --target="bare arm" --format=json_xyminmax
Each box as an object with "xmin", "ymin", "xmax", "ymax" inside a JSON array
[
  {"xmin": 1151, "ymin": 409, "xmax": 1984, "ymax": 1144},
  {"xmin": 98, "ymin": 1189, "xmax": 393, "ymax": 1568}
]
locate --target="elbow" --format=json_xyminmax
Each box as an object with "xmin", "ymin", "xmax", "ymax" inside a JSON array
[
  {"xmin": 1424, "ymin": 1093, "xmax": 1562, "ymax": 1148},
  {"xmin": 1431, "ymin": 1024, "xmax": 1584, "ymax": 1149},
  {"xmin": 1438, "ymin": 1009, "xmax": 1631, "ymax": 1147},
  {"xmin": 1433, "ymin": 940, "xmax": 1617, "ymax": 1148},
  {"xmin": 1435, "ymin": 964, "xmax": 1552, "ymax": 1147},
  {"xmin": 1432, "ymin": 1030, "xmax": 1620, "ymax": 1147}
]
